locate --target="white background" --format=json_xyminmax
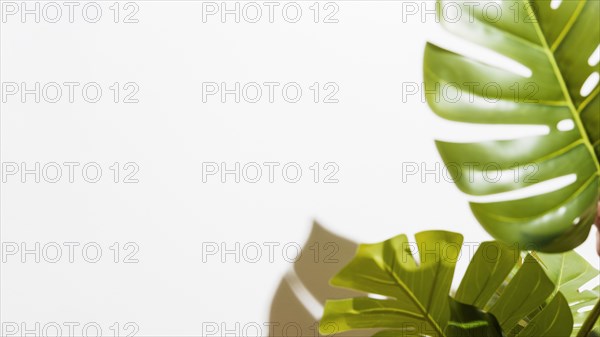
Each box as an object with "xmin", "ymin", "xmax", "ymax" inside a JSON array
[{"xmin": 1, "ymin": 1, "xmax": 598, "ymax": 336}]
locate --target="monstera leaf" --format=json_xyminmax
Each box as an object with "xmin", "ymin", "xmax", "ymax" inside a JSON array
[
  {"xmin": 455, "ymin": 241, "xmax": 573, "ymax": 336},
  {"xmin": 533, "ymin": 250, "xmax": 600, "ymax": 336},
  {"xmin": 424, "ymin": 0, "xmax": 600, "ymax": 252},
  {"xmin": 319, "ymin": 232, "xmax": 573, "ymax": 336}
]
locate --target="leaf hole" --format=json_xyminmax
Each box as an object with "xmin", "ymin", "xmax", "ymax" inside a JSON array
[
  {"xmin": 579, "ymin": 277, "xmax": 599, "ymax": 293},
  {"xmin": 285, "ymin": 271, "xmax": 324, "ymax": 319},
  {"xmin": 367, "ymin": 293, "xmax": 389, "ymax": 300},
  {"xmin": 428, "ymin": 29, "xmax": 532, "ymax": 78},
  {"xmin": 572, "ymin": 217, "xmax": 580, "ymax": 225},
  {"xmin": 578, "ymin": 305, "xmax": 595, "ymax": 314},
  {"xmin": 589, "ymin": 45, "xmax": 600, "ymax": 67},
  {"xmin": 580, "ymin": 72, "xmax": 599, "ymax": 97},
  {"xmin": 468, "ymin": 174, "xmax": 576, "ymax": 203},
  {"xmin": 556, "ymin": 119, "xmax": 574, "ymax": 131},
  {"xmin": 550, "ymin": 0, "xmax": 562, "ymax": 9}
]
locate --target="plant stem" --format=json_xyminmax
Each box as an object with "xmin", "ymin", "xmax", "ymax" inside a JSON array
[{"xmin": 578, "ymin": 298, "xmax": 600, "ymax": 337}]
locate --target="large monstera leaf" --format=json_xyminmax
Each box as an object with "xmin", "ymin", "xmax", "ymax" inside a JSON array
[
  {"xmin": 319, "ymin": 232, "xmax": 573, "ymax": 337},
  {"xmin": 424, "ymin": 0, "xmax": 600, "ymax": 252}
]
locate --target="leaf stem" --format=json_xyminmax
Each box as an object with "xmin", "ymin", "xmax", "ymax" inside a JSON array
[{"xmin": 577, "ymin": 298, "xmax": 600, "ymax": 337}]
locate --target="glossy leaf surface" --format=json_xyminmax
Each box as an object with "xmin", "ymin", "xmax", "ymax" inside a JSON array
[{"xmin": 424, "ymin": 0, "xmax": 600, "ymax": 252}]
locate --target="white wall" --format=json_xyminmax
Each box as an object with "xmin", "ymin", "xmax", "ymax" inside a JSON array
[{"xmin": 1, "ymin": 1, "xmax": 598, "ymax": 336}]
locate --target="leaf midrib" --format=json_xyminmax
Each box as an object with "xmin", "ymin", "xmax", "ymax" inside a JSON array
[
  {"xmin": 385, "ymin": 253, "xmax": 447, "ymax": 337},
  {"xmin": 524, "ymin": 0, "xmax": 600, "ymax": 177}
]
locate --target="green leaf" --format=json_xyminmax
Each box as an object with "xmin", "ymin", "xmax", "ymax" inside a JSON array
[
  {"xmin": 533, "ymin": 251, "xmax": 600, "ymax": 336},
  {"xmin": 319, "ymin": 233, "xmax": 573, "ymax": 336},
  {"xmin": 320, "ymin": 231, "xmax": 463, "ymax": 337},
  {"xmin": 455, "ymin": 241, "xmax": 572, "ymax": 336},
  {"xmin": 424, "ymin": 0, "xmax": 600, "ymax": 252}
]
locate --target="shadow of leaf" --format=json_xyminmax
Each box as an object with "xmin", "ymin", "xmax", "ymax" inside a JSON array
[{"xmin": 269, "ymin": 221, "xmax": 375, "ymax": 337}]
